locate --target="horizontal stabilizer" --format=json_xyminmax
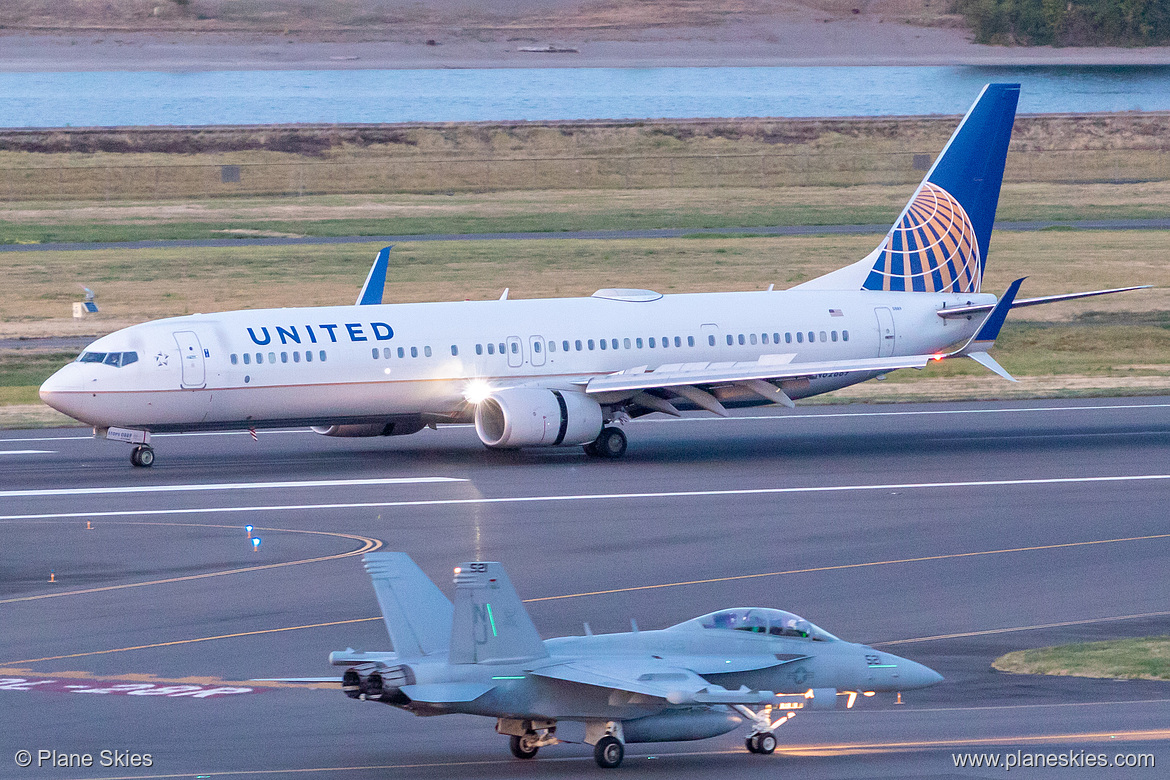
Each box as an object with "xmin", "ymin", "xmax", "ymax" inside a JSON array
[
  {"xmin": 937, "ymin": 285, "xmax": 1150, "ymax": 319},
  {"xmin": 967, "ymin": 351, "xmax": 1016, "ymax": 382},
  {"xmin": 400, "ymin": 683, "xmax": 496, "ymax": 704}
]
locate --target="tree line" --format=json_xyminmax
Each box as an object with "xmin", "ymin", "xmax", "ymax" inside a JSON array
[{"xmin": 953, "ymin": 0, "xmax": 1170, "ymax": 45}]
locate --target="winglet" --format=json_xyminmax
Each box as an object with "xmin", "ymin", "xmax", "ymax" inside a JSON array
[{"xmin": 357, "ymin": 246, "xmax": 392, "ymax": 306}]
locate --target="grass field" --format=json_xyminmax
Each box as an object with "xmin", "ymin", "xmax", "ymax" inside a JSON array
[{"xmin": 993, "ymin": 637, "xmax": 1170, "ymax": 681}]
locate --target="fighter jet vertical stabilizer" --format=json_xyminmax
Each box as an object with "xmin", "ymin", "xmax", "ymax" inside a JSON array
[{"xmin": 448, "ymin": 561, "xmax": 549, "ymax": 664}]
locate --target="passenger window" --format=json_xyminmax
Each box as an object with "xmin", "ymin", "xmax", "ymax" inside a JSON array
[
  {"xmin": 424, "ymin": 346, "xmax": 432, "ymax": 357},
  {"xmin": 726, "ymin": 335, "xmax": 733, "ymax": 346},
  {"xmin": 749, "ymin": 334, "xmax": 757, "ymax": 345},
  {"xmin": 509, "ymin": 342, "xmax": 517, "ymax": 354},
  {"xmin": 785, "ymin": 332, "xmax": 792, "ymax": 344},
  {"xmin": 774, "ymin": 332, "xmax": 781, "ymax": 343},
  {"xmin": 820, "ymin": 331, "xmax": 827, "ymax": 342},
  {"xmin": 796, "ymin": 332, "xmax": 803, "ymax": 343},
  {"xmin": 624, "ymin": 338, "xmax": 631, "ymax": 349},
  {"xmin": 255, "ymin": 352, "xmax": 263, "ymax": 364},
  {"xmin": 411, "ymin": 347, "xmax": 418, "ymax": 358},
  {"xmin": 231, "ymin": 354, "xmax": 238, "ymax": 365},
  {"xmin": 708, "ymin": 335, "xmax": 715, "ymax": 346},
  {"xmin": 243, "ymin": 353, "xmax": 251, "ymax": 364},
  {"xmin": 808, "ymin": 331, "xmax": 815, "ymax": 343},
  {"xmin": 637, "ymin": 338, "xmax": 644, "ymax": 349},
  {"xmin": 533, "ymin": 341, "xmax": 541, "ymax": 353},
  {"xmin": 761, "ymin": 333, "xmax": 769, "ymax": 344},
  {"xmin": 319, "ymin": 350, "xmax": 327, "ymax": 362},
  {"xmin": 674, "ymin": 336, "xmax": 681, "ymax": 347},
  {"xmin": 563, "ymin": 340, "xmax": 570, "ymax": 352},
  {"xmin": 588, "ymin": 339, "xmax": 595, "ymax": 350},
  {"xmin": 600, "ymin": 339, "xmax": 607, "ymax": 350},
  {"xmin": 831, "ymin": 331, "xmax": 838, "ymax": 342},
  {"xmin": 687, "ymin": 336, "xmax": 695, "ymax": 347},
  {"xmin": 372, "ymin": 348, "xmax": 379, "ymax": 359},
  {"xmin": 548, "ymin": 341, "xmax": 556, "ymax": 352},
  {"xmin": 738, "ymin": 334, "xmax": 745, "ymax": 345},
  {"xmin": 305, "ymin": 351, "xmax": 312, "ymax": 363},
  {"xmin": 662, "ymin": 336, "xmax": 669, "ymax": 347},
  {"xmin": 487, "ymin": 343, "xmax": 495, "ymax": 355},
  {"xmin": 575, "ymin": 340, "xmax": 583, "ymax": 351},
  {"xmin": 649, "ymin": 337, "xmax": 657, "ymax": 348},
  {"xmin": 281, "ymin": 352, "xmax": 288, "ymax": 363},
  {"xmin": 384, "ymin": 347, "xmax": 391, "ymax": 358},
  {"xmin": 451, "ymin": 345, "xmax": 458, "ymax": 356},
  {"xmin": 294, "ymin": 351, "xmax": 301, "ymax": 363},
  {"xmin": 476, "ymin": 344, "xmax": 483, "ymax": 355},
  {"xmin": 268, "ymin": 352, "xmax": 276, "ymax": 364},
  {"xmin": 398, "ymin": 347, "xmax": 405, "ymax": 358},
  {"xmin": 843, "ymin": 330, "xmax": 849, "ymax": 341},
  {"xmin": 499, "ymin": 343, "xmax": 505, "ymax": 354}
]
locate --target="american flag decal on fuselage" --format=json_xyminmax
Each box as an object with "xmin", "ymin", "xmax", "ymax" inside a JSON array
[{"xmin": 863, "ymin": 182, "xmax": 981, "ymax": 293}]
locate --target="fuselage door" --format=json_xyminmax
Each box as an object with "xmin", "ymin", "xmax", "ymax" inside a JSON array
[
  {"xmin": 506, "ymin": 336, "xmax": 524, "ymax": 368},
  {"xmin": 173, "ymin": 330, "xmax": 206, "ymax": 388},
  {"xmin": 874, "ymin": 307, "xmax": 895, "ymax": 357},
  {"xmin": 529, "ymin": 335, "xmax": 546, "ymax": 367}
]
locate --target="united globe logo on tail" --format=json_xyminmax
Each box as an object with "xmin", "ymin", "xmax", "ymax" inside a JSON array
[{"xmin": 863, "ymin": 182, "xmax": 981, "ymax": 294}]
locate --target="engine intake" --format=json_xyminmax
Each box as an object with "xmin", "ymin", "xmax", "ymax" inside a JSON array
[{"xmin": 474, "ymin": 389, "xmax": 603, "ymax": 448}]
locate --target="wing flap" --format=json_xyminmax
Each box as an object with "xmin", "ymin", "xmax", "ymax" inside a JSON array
[{"xmin": 586, "ymin": 354, "xmax": 933, "ymax": 395}]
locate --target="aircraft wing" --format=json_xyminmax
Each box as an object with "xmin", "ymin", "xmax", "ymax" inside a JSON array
[
  {"xmin": 936, "ymin": 285, "xmax": 1149, "ymax": 319},
  {"xmin": 529, "ymin": 660, "xmax": 775, "ymax": 705},
  {"xmin": 584, "ymin": 354, "xmax": 935, "ymax": 412}
]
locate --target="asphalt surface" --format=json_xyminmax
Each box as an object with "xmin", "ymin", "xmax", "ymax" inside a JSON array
[
  {"xmin": 2, "ymin": 218, "xmax": 1169, "ymax": 253},
  {"xmin": 1, "ymin": 397, "xmax": 1168, "ymax": 778}
]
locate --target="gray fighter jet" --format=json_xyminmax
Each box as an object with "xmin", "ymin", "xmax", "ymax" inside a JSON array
[{"xmin": 331, "ymin": 553, "xmax": 942, "ymax": 768}]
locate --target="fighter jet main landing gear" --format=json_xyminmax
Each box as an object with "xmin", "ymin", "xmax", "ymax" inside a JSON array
[
  {"xmin": 509, "ymin": 734, "xmax": 540, "ymax": 759},
  {"xmin": 593, "ymin": 736, "xmax": 624, "ymax": 768},
  {"xmin": 734, "ymin": 704, "xmax": 792, "ymax": 756},
  {"xmin": 584, "ymin": 426, "xmax": 627, "ymax": 459},
  {"xmin": 498, "ymin": 718, "xmax": 558, "ymax": 761},
  {"xmin": 130, "ymin": 445, "xmax": 154, "ymax": 468}
]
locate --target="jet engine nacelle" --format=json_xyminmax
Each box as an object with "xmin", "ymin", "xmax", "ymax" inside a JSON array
[
  {"xmin": 474, "ymin": 389, "xmax": 603, "ymax": 448},
  {"xmin": 311, "ymin": 420, "xmax": 426, "ymax": 438},
  {"xmin": 342, "ymin": 663, "xmax": 414, "ymax": 706},
  {"xmin": 622, "ymin": 709, "xmax": 744, "ymax": 743}
]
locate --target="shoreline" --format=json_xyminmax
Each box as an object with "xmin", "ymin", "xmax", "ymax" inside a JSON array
[{"xmin": 2, "ymin": 25, "xmax": 1170, "ymax": 72}]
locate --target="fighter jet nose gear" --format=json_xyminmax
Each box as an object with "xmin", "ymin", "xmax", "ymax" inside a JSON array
[{"xmin": 327, "ymin": 553, "xmax": 943, "ymax": 769}]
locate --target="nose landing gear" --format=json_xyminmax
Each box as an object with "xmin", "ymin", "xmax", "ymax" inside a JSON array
[{"xmin": 130, "ymin": 445, "xmax": 155, "ymax": 468}]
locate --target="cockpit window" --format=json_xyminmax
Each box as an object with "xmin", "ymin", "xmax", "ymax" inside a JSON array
[
  {"xmin": 78, "ymin": 351, "xmax": 138, "ymax": 367},
  {"xmin": 684, "ymin": 608, "xmax": 838, "ymax": 642}
]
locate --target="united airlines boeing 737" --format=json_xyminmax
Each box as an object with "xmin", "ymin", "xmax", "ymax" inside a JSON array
[{"xmin": 39, "ymin": 85, "xmax": 1144, "ymax": 466}]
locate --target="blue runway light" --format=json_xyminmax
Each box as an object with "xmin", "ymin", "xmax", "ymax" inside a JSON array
[
  {"xmin": 252, "ymin": 537, "xmax": 261, "ymax": 550},
  {"xmin": 245, "ymin": 525, "xmax": 254, "ymax": 538}
]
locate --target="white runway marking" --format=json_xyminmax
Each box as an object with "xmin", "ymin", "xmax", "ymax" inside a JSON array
[
  {"xmin": 0, "ymin": 476, "xmax": 464, "ymax": 499},
  {"xmin": 1, "ymin": 473, "xmax": 1167, "ymax": 521},
  {"xmin": 0, "ymin": 450, "xmax": 54, "ymax": 455}
]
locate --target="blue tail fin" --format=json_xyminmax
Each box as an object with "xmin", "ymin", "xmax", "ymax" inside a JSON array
[
  {"xmin": 865, "ymin": 84, "xmax": 1019, "ymax": 293},
  {"xmin": 798, "ymin": 84, "xmax": 1019, "ymax": 293}
]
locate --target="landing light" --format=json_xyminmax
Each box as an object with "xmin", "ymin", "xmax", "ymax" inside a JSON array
[{"xmin": 463, "ymin": 379, "xmax": 493, "ymax": 405}]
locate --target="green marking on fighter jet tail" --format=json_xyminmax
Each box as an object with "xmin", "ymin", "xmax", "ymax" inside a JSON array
[
  {"xmin": 868, "ymin": 664, "xmax": 898, "ymax": 668},
  {"xmin": 491, "ymin": 675, "xmax": 526, "ymax": 680},
  {"xmin": 486, "ymin": 603, "xmax": 498, "ymax": 637}
]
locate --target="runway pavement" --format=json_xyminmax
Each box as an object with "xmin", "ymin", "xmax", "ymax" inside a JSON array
[{"xmin": 1, "ymin": 397, "xmax": 1167, "ymax": 778}]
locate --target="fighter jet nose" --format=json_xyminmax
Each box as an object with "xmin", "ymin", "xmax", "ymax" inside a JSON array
[{"xmin": 899, "ymin": 658, "xmax": 944, "ymax": 689}]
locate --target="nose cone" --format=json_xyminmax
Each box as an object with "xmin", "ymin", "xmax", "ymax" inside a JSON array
[
  {"xmin": 39, "ymin": 364, "xmax": 90, "ymax": 421},
  {"xmin": 895, "ymin": 657, "xmax": 944, "ymax": 689}
]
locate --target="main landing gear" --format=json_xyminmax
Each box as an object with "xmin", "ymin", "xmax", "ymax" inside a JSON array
[
  {"xmin": 745, "ymin": 731, "xmax": 777, "ymax": 754},
  {"xmin": 509, "ymin": 734, "xmax": 540, "ymax": 760},
  {"xmin": 130, "ymin": 445, "xmax": 155, "ymax": 468},
  {"xmin": 583, "ymin": 426, "xmax": 627, "ymax": 459},
  {"xmin": 593, "ymin": 735, "xmax": 624, "ymax": 768}
]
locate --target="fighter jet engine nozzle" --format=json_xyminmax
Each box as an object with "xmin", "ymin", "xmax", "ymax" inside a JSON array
[
  {"xmin": 343, "ymin": 663, "xmax": 415, "ymax": 705},
  {"xmin": 474, "ymin": 388, "xmax": 603, "ymax": 448}
]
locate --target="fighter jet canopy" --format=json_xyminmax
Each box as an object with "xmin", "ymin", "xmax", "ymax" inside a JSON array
[{"xmin": 668, "ymin": 608, "xmax": 839, "ymax": 642}]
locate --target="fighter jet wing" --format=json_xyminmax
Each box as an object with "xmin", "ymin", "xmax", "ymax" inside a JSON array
[{"xmin": 529, "ymin": 660, "xmax": 775, "ymax": 705}]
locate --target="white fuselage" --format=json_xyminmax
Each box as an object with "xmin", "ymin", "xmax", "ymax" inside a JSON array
[{"xmin": 40, "ymin": 288, "xmax": 995, "ymax": 432}]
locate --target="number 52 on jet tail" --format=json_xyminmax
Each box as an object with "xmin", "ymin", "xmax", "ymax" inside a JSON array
[
  {"xmin": 39, "ymin": 84, "xmax": 1146, "ymax": 466},
  {"xmin": 316, "ymin": 553, "xmax": 943, "ymax": 769}
]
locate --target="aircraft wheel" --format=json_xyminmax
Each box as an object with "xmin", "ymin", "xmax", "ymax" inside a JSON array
[
  {"xmin": 509, "ymin": 734, "xmax": 539, "ymax": 760},
  {"xmin": 582, "ymin": 441, "xmax": 598, "ymax": 457},
  {"xmin": 593, "ymin": 736, "xmax": 624, "ymax": 768},
  {"xmin": 756, "ymin": 732, "xmax": 777, "ymax": 754},
  {"xmin": 745, "ymin": 735, "xmax": 760, "ymax": 753},
  {"xmin": 130, "ymin": 445, "xmax": 154, "ymax": 468},
  {"xmin": 589, "ymin": 427, "xmax": 627, "ymax": 459}
]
